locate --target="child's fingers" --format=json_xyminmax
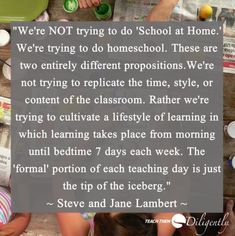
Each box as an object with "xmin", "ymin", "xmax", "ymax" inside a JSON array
[
  {"xmin": 79, "ymin": 0, "xmax": 100, "ymax": 8},
  {"xmin": 85, "ymin": 0, "xmax": 93, "ymax": 7},
  {"xmin": 78, "ymin": 0, "xmax": 84, "ymax": 8},
  {"xmin": 79, "ymin": 0, "xmax": 88, "ymax": 8},
  {"xmin": 226, "ymin": 200, "xmax": 234, "ymax": 214},
  {"xmin": 92, "ymin": 0, "xmax": 101, "ymax": 6}
]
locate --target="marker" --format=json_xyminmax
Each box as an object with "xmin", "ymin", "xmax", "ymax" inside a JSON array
[{"xmin": 94, "ymin": 2, "xmax": 112, "ymax": 21}]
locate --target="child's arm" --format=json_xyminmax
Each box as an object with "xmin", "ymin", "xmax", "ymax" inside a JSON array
[
  {"xmin": 0, "ymin": 213, "xmax": 31, "ymax": 236},
  {"xmin": 56, "ymin": 213, "xmax": 90, "ymax": 236},
  {"xmin": 78, "ymin": 0, "xmax": 101, "ymax": 8},
  {"xmin": 146, "ymin": 0, "xmax": 179, "ymax": 21}
]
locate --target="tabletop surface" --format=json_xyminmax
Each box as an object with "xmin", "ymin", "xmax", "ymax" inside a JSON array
[
  {"xmin": 0, "ymin": 1, "xmax": 234, "ymax": 235},
  {"xmin": 1, "ymin": 49, "xmax": 234, "ymax": 199},
  {"xmin": 0, "ymin": 0, "xmax": 234, "ymax": 201}
]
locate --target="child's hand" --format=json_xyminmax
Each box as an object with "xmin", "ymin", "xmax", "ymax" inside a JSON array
[
  {"xmin": 0, "ymin": 213, "xmax": 31, "ymax": 236},
  {"xmin": 78, "ymin": 0, "xmax": 101, "ymax": 8},
  {"xmin": 218, "ymin": 200, "xmax": 235, "ymax": 236},
  {"xmin": 146, "ymin": 0, "xmax": 179, "ymax": 21},
  {"xmin": 160, "ymin": 0, "xmax": 179, "ymax": 8},
  {"xmin": 0, "ymin": 228, "xmax": 14, "ymax": 236}
]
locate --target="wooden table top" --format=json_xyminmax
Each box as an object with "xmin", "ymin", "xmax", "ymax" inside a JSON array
[{"xmin": 0, "ymin": 0, "xmax": 234, "ymax": 200}]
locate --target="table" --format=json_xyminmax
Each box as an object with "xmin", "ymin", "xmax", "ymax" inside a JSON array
[
  {"xmin": 0, "ymin": 1, "xmax": 234, "ymax": 234},
  {"xmin": 1, "ymin": 46, "xmax": 234, "ymax": 198},
  {"xmin": 0, "ymin": 1, "xmax": 116, "ymax": 234},
  {"xmin": 0, "ymin": 3, "xmax": 235, "ymax": 199}
]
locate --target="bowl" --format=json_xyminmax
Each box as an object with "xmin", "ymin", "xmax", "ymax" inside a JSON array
[{"xmin": 0, "ymin": 30, "xmax": 10, "ymax": 47}]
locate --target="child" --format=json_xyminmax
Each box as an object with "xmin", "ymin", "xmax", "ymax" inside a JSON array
[
  {"xmin": 0, "ymin": 185, "xmax": 30, "ymax": 236},
  {"xmin": 56, "ymin": 212, "xmax": 176, "ymax": 236},
  {"xmin": 57, "ymin": 201, "xmax": 235, "ymax": 236}
]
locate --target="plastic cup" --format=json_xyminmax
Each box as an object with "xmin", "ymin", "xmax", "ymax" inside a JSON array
[
  {"xmin": 94, "ymin": 2, "xmax": 112, "ymax": 21},
  {"xmin": 63, "ymin": 0, "xmax": 79, "ymax": 13}
]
